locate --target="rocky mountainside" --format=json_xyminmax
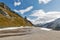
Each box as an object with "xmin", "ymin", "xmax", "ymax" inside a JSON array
[
  {"xmin": 34, "ymin": 17, "xmax": 60, "ymax": 30},
  {"xmin": 0, "ymin": 2, "xmax": 33, "ymax": 27},
  {"xmin": 40, "ymin": 18, "xmax": 60, "ymax": 30}
]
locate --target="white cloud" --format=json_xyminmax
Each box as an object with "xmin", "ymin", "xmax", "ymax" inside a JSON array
[
  {"xmin": 27, "ymin": 18, "xmax": 35, "ymax": 22},
  {"xmin": 29, "ymin": 10, "xmax": 60, "ymax": 24},
  {"xmin": 14, "ymin": 6, "xmax": 33, "ymax": 14},
  {"xmin": 39, "ymin": 0, "xmax": 52, "ymax": 4},
  {"xmin": 31, "ymin": 10, "xmax": 46, "ymax": 17},
  {"xmin": 14, "ymin": 0, "xmax": 21, "ymax": 6}
]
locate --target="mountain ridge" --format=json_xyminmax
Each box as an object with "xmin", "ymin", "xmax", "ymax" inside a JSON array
[
  {"xmin": 0, "ymin": 2, "xmax": 33, "ymax": 27},
  {"xmin": 36, "ymin": 18, "xmax": 60, "ymax": 30}
]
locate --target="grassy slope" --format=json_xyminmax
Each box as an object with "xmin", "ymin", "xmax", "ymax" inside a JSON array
[{"xmin": 0, "ymin": 6, "xmax": 33, "ymax": 28}]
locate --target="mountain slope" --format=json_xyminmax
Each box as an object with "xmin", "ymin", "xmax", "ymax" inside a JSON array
[
  {"xmin": 42, "ymin": 18, "xmax": 60, "ymax": 30},
  {"xmin": 0, "ymin": 2, "xmax": 33, "ymax": 27}
]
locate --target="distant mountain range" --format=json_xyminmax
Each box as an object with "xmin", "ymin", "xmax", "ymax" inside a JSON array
[
  {"xmin": 0, "ymin": 2, "xmax": 33, "ymax": 27},
  {"xmin": 35, "ymin": 18, "xmax": 60, "ymax": 30}
]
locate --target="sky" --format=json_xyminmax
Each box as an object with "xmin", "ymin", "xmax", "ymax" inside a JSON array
[{"xmin": 0, "ymin": 0, "xmax": 60, "ymax": 23}]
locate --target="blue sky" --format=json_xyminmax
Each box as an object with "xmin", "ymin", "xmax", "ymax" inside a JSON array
[{"xmin": 0, "ymin": 0, "xmax": 60, "ymax": 19}]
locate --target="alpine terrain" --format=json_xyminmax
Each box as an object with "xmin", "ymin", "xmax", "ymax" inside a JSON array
[{"xmin": 0, "ymin": 2, "xmax": 33, "ymax": 27}]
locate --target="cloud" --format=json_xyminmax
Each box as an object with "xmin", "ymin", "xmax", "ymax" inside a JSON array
[
  {"xmin": 29, "ymin": 10, "xmax": 60, "ymax": 24},
  {"xmin": 14, "ymin": 6, "xmax": 33, "ymax": 14},
  {"xmin": 39, "ymin": 0, "xmax": 52, "ymax": 4},
  {"xmin": 27, "ymin": 18, "xmax": 35, "ymax": 22},
  {"xmin": 31, "ymin": 10, "xmax": 46, "ymax": 17},
  {"xmin": 14, "ymin": 0, "xmax": 21, "ymax": 6}
]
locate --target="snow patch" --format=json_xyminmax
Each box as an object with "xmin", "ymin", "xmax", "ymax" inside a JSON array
[
  {"xmin": 0, "ymin": 26, "xmax": 31, "ymax": 31},
  {"xmin": 40, "ymin": 28, "xmax": 52, "ymax": 31}
]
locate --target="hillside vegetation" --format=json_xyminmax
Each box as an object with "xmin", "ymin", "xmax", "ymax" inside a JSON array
[{"xmin": 0, "ymin": 2, "xmax": 33, "ymax": 28}]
